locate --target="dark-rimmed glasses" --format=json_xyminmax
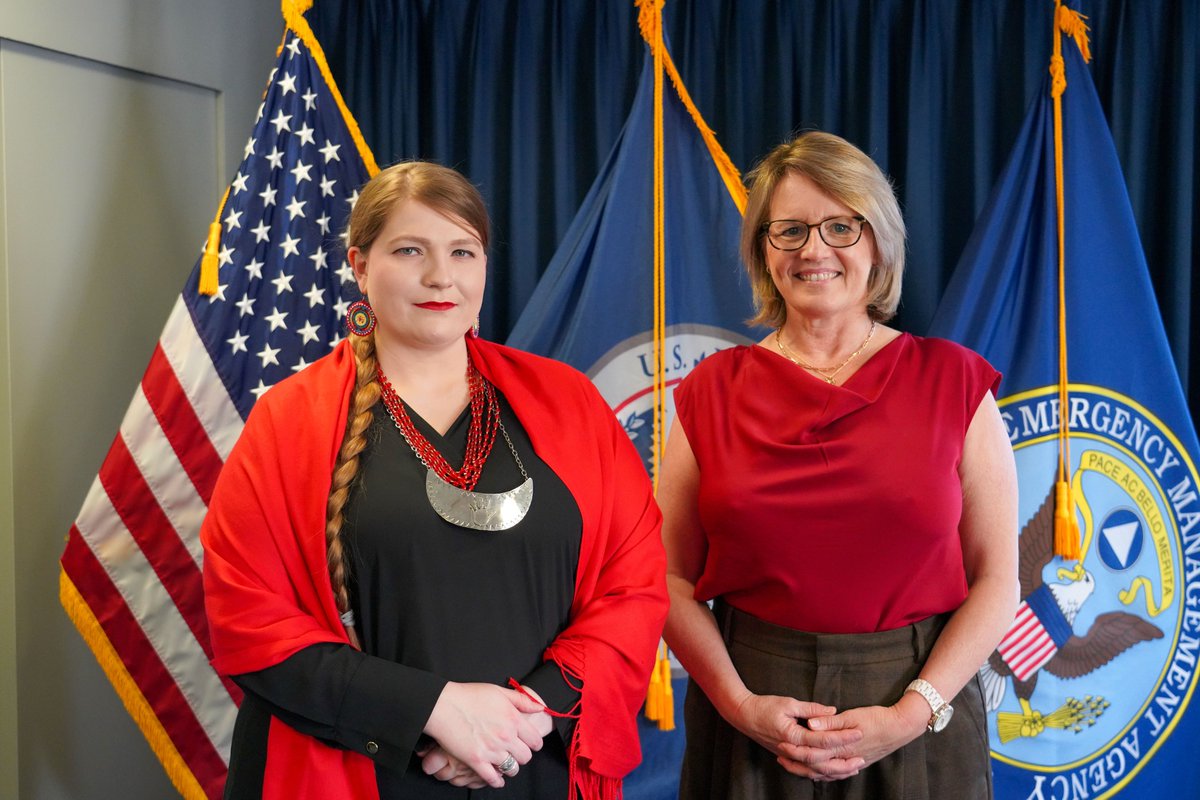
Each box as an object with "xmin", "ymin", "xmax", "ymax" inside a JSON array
[{"xmin": 760, "ymin": 216, "xmax": 868, "ymax": 250}]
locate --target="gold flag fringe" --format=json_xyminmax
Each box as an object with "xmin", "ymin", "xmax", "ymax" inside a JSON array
[{"xmin": 59, "ymin": 569, "xmax": 207, "ymax": 799}]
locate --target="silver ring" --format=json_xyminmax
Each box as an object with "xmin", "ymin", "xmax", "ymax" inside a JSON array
[{"xmin": 495, "ymin": 754, "xmax": 518, "ymax": 777}]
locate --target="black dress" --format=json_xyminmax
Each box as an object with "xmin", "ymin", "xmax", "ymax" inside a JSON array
[{"xmin": 224, "ymin": 393, "xmax": 583, "ymax": 799}]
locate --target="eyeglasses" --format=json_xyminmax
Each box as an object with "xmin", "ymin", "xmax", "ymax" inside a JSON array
[{"xmin": 760, "ymin": 215, "xmax": 868, "ymax": 250}]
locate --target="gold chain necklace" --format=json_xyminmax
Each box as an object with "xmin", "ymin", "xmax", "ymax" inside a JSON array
[{"xmin": 775, "ymin": 321, "xmax": 877, "ymax": 384}]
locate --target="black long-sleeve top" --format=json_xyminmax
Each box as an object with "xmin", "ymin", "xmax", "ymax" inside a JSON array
[{"xmin": 223, "ymin": 395, "xmax": 583, "ymax": 799}]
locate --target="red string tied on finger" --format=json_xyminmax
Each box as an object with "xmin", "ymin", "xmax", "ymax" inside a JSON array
[{"xmin": 508, "ymin": 677, "xmax": 582, "ymax": 720}]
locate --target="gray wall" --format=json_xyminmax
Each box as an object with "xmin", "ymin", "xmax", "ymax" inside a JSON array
[{"xmin": 0, "ymin": 1, "xmax": 281, "ymax": 797}]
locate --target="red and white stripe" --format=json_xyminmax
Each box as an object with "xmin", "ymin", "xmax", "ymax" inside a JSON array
[
  {"xmin": 996, "ymin": 600, "xmax": 1060, "ymax": 682},
  {"xmin": 61, "ymin": 298, "xmax": 245, "ymax": 799}
]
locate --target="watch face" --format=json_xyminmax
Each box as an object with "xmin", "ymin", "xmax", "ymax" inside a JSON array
[{"xmin": 931, "ymin": 705, "xmax": 954, "ymax": 733}]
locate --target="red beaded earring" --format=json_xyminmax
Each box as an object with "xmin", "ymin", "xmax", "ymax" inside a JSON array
[{"xmin": 345, "ymin": 299, "xmax": 377, "ymax": 337}]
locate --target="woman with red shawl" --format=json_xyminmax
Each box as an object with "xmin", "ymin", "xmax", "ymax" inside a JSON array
[{"xmin": 202, "ymin": 162, "xmax": 668, "ymax": 799}]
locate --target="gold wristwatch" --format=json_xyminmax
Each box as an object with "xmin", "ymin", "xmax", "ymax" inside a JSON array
[{"xmin": 905, "ymin": 679, "xmax": 954, "ymax": 733}]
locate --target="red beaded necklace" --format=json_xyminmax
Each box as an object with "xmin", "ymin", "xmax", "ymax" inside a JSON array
[{"xmin": 376, "ymin": 362, "xmax": 500, "ymax": 491}]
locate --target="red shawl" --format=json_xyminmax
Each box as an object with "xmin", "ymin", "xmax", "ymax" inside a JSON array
[{"xmin": 202, "ymin": 338, "xmax": 667, "ymax": 799}]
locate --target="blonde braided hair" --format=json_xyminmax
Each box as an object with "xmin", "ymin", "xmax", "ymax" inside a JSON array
[
  {"xmin": 323, "ymin": 161, "xmax": 490, "ymax": 648},
  {"xmin": 325, "ymin": 332, "xmax": 380, "ymax": 648}
]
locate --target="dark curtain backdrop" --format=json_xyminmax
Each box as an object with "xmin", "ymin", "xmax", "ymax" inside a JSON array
[{"xmin": 308, "ymin": 0, "xmax": 1198, "ymax": 411}]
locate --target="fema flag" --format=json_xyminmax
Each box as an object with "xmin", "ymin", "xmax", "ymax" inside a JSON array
[
  {"xmin": 929, "ymin": 19, "xmax": 1200, "ymax": 800},
  {"xmin": 506, "ymin": 46, "xmax": 758, "ymax": 476},
  {"xmin": 58, "ymin": 10, "xmax": 373, "ymax": 797}
]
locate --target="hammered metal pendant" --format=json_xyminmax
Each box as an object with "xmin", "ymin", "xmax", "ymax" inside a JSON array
[{"xmin": 424, "ymin": 469, "xmax": 533, "ymax": 531}]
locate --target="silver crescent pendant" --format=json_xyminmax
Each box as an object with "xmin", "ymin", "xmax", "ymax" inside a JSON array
[{"xmin": 424, "ymin": 469, "xmax": 533, "ymax": 531}]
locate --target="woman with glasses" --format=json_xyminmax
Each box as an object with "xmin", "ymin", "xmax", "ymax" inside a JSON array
[{"xmin": 658, "ymin": 132, "xmax": 1018, "ymax": 799}]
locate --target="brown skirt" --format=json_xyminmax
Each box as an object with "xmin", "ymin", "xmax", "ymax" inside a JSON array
[{"xmin": 679, "ymin": 600, "xmax": 992, "ymax": 800}]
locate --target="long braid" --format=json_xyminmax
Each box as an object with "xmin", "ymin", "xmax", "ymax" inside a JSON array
[
  {"xmin": 325, "ymin": 161, "xmax": 490, "ymax": 647},
  {"xmin": 325, "ymin": 332, "xmax": 381, "ymax": 649}
]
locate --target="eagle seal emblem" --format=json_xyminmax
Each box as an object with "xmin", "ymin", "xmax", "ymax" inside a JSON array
[
  {"xmin": 989, "ymin": 385, "xmax": 1200, "ymax": 799},
  {"xmin": 980, "ymin": 480, "xmax": 1163, "ymax": 741}
]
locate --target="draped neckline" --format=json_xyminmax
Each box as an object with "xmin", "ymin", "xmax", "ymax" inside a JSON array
[{"xmin": 749, "ymin": 332, "xmax": 912, "ymax": 428}]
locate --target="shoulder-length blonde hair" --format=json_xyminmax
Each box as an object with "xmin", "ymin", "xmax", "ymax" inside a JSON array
[{"xmin": 741, "ymin": 131, "xmax": 906, "ymax": 328}]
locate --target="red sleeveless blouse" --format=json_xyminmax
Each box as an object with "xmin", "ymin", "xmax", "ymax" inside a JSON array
[{"xmin": 673, "ymin": 333, "xmax": 1000, "ymax": 634}]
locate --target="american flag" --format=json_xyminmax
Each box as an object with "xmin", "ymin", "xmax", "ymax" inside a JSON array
[
  {"xmin": 996, "ymin": 584, "xmax": 1074, "ymax": 682},
  {"xmin": 58, "ymin": 21, "xmax": 374, "ymax": 799}
]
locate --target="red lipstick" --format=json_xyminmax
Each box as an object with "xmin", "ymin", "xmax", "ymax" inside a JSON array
[{"xmin": 416, "ymin": 302, "xmax": 456, "ymax": 311}]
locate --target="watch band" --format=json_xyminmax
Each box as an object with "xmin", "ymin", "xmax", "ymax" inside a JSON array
[{"xmin": 905, "ymin": 678, "xmax": 948, "ymax": 730}]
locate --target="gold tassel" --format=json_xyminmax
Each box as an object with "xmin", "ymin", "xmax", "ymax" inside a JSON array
[
  {"xmin": 644, "ymin": 643, "xmax": 664, "ymax": 721},
  {"xmin": 644, "ymin": 641, "xmax": 678, "ymax": 729},
  {"xmin": 1054, "ymin": 479, "xmax": 1081, "ymax": 560},
  {"xmin": 197, "ymin": 221, "xmax": 223, "ymax": 297},
  {"xmin": 657, "ymin": 655, "xmax": 675, "ymax": 731}
]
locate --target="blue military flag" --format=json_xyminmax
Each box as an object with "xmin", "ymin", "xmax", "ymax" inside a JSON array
[
  {"xmin": 507, "ymin": 9, "xmax": 753, "ymax": 786},
  {"xmin": 929, "ymin": 9, "xmax": 1200, "ymax": 798},
  {"xmin": 507, "ymin": 21, "xmax": 758, "ymax": 481}
]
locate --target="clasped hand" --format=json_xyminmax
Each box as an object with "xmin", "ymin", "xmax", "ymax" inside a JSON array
[
  {"xmin": 420, "ymin": 682, "xmax": 553, "ymax": 788},
  {"xmin": 774, "ymin": 699, "xmax": 929, "ymax": 781},
  {"xmin": 731, "ymin": 693, "xmax": 868, "ymax": 782}
]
